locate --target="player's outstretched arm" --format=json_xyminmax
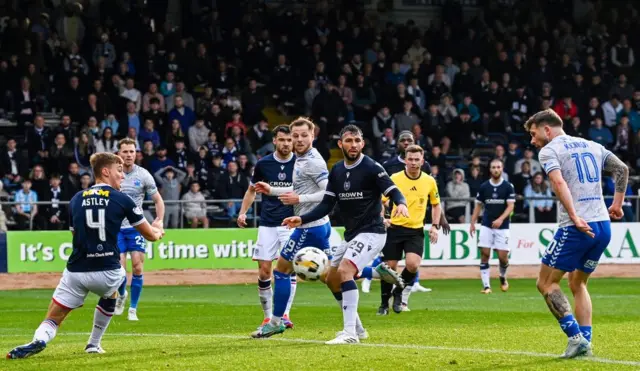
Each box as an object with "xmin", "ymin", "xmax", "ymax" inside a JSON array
[
  {"xmin": 134, "ymin": 220, "xmax": 164, "ymax": 241},
  {"xmin": 603, "ymin": 153, "xmax": 629, "ymax": 219},
  {"xmin": 298, "ymin": 192, "xmax": 337, "ymax": 225}
]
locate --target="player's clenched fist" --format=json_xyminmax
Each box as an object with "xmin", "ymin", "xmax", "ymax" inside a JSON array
[
  {"xmin": 392, "ymin": 204, "xmax": 409, "ymax": 218},
  {"xmin": 254, "ymin": 181, "xmax": 271, "ymax": 194},
  {"xmin": 237, "ymin": 214, "xmax": 248, "ymax": 228},
  {"xmin": 282, "ymin": 216, "xmax": 302, "ymax": 229}
]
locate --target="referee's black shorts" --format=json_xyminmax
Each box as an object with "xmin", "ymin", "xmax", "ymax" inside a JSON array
[{"xmin": 381, "ymin": 225, "xmax": 424, "ymax": 261}]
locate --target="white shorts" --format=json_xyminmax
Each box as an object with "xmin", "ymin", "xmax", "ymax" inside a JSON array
[
  {"xmin": 252, "ymin": 226, "xmax": 293, "ymax": 261},
  {"xmin": 52, "ymin": 267, "xmax": 126, "ymax": 309},
  {"xmin": 331, "ymin": 232, "xmax": 387, "ymax": 272},
  {"xmin": 478, "ymin": 226, "xmax": 510, "ymax": 251}
]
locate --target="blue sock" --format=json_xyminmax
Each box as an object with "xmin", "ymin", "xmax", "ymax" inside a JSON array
[
  {"xmin": 414, "ymin": 270, "xmax": 420, "ymax": 284},
  {"xmin": 360, "ymin": 266, "xmax": 373, "ymax": 280},
  {"xmin": 118, "ymin": 276, "xmax": 127, "ymax": 296},
  {"xmin": 580, "ymin": 325, "xmax": 592, "ymax": 342},
  {"xmin": 558, "ymin": 314, "xmax": 581, "ymax": 338},
  {"xmin": 272, "ymin": 270, "xmax": 291, "ymax": 319},
  {"xmin": 372, "ymin": 256, "xmax": 382, "ymax": 268},
  {"xmin": 130, "ymin": 274, "xmax": 143, "ymax": 309}
]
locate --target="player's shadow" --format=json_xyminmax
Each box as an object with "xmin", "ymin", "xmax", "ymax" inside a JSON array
[{"xmin": 461, "ymin": 357, "xmax": 568, "ymax": 371}]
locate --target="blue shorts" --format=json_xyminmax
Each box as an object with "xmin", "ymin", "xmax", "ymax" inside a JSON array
[
  {"xmin": 541, "ymin": 221, "xmax": 611, "ymax": 273},
  {"xmin": 280, "ymin": 222, "xmax": 332, "ymax": 262},
  {"xmin": 117, "ymin": 228, "xmax": 146, "ymax": 254}
]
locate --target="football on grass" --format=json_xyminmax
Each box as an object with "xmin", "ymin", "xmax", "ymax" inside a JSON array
[{"xmin": 293, "ymin": 247, "xmax": 328, "ymax": 281}]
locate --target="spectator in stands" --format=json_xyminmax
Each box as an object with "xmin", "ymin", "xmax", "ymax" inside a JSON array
[
  {"xmin": 123, "ymin": 101, "xmax": 141, "ymax": 136},
  {"xmin": 167, "ymin": 82, "xmax": 195, "ymax": 111},
  {"xmin": 29, "ymin": 165, "xmax": 48, "ymax": 199},
  {"xmin": 92, "ymin": 33, "xmax": 116, "ymax": 69},
  {"xmin": 456, "ymin": 95, "xmax": 480, "ymax": 124},
  {"xmin": 26, "ymin": 115, "xmax": 52, "ymax": 167},
  {"xmin": 237, "ymin": 154, "xmax": 253, "ymax": 178},
  {"xmin": 166, "ymin": 119, "xmax": 186, "ymax": 151},
  {"xmin": 207, "ymin": 155, "xmax": 227, "ymax": 197},
  {"xmin": 181, "ymin": 181, "xmax": 209, "ymax": 228},
  {"xmin": 219, "ymin": 161, "xmax": 249, "ymax": 219},
  {"xmin": 142, "ymin": 83, "xmax": 165, "ymax": 113},
  {"xmin": 589, "ymin": 117, "xmax": 614, "ymax": 148},
  {"xmin": 241, "ymin": 79, "xmax": 266, "ymax": 127},
  {"xmin": 423, "ymin": 102, "xmax": 446, "ymax": 142},
  {"xmin": 248, "ymin": 120, "xmax": 273, "ymax": 158},
  {"xmin": 304, "ymin": 80, "xmax": 319, "ymax": 116},
  {"xmin": 553, "ymin": 94, "xmax": 579, "ymax": 123},
  {"xmin": 168, "ymin": 95, "xmax": 196, "ymax": 134},
  {"xmin": 524, "ymin": 172, "xmax": 554, "ymax": 223},
  {"xmin": 189, "ymin": 119, "xmax": 210, "ymax": 153},
  {"xmin": 445, "ymin": 169, "xmax": 470, "ymax": 223},
  {"xmin": 566, "ymin": 116, "xmax": 587, "ymax": 138},
  {"xmin": 95, "ymin": 127, "xmax": 117, "ymax": 153},
  {"xmin": 154, "ymin": 166, "xmax": 186, "ymax": 228},
  {"xmin": 149, "ymin": 146, "xmax": 175, "ymax": 174},
  {"xmin": 1, "ymin": 138, "xmax": 26, "ymax": 192},
  {"xmin": 511, "ymin": 161, "xmax": 533, "ymax": 196},
  {"xmin": 171, "ymin": 138, "xmax": 189, "ymax": 171},
  {"xmin": 143, "ymin": 98, "xmax": 167, "ymax": 131},
  {"xmin": 160, "ymin": 72, "xmax": 177, "ymax": 97},
  {"xmin": 614, "ymin": 114, "xmax": 632, "ymax": 161},
  {"xmin": 514, "ymin": 147, "xmax": 541, "ymax": 175},
  {"xmin": 372, "ymin": 105, "xmax": 395, "ymax": 140},
  {"xmin": 196, "ymin": 86, "xmax": 215, "ymax": 117},
  {"xmin": 15, "ymin": 77, "xmax": 37, "ymax": 129},
  {"xmin": 121, "ymin": 78, "xmax": 142, "ymax": 112},
  {"xmin": 13, "ymin": 178, "xmax": 38, "ymax": 230},
  {"xmin": 74, "ymin": 131, "xmax": 95, "ymax": 175},
  {"xmin": 83, "ymin": 94, "xmax": 104, "ymax": 125},
  {"xmin": 43, "ymin": 174, "xmax": 66, "ymax": 230},
  {"xmin": 466, "ymin": 165, "xmax": 483, "ymax": 199},
  {"xmin": 79, "ymin": 173, "xmax": 92, "ymax": 191},
  {"xmin": 618, "ymin": 99, "xmax": 640, "ymax": 132},
  {"xmin": 194, "ymin": 146, "xmax": 210, "ymax": 187},
  {"xmin": 100, "ymin": 114, "xmax": 119, "ymax": 137},
  {"xmin": 85, "ymin": 117, "xmax": 101, "ymax": 142},
  {"xmin": 353, "ymin": 74, "xmax": 376, "ymax": 121},
  {"xmin": 602, "ymin": 95, "xmax": 623, "ymax": 128},
  {"xmin": 377, "ymin": 127, "xmax": 396, "ymax": 161},
  {"xmin": 610, "ymin": 34, "xmax": 635, "ymax": 77},
  {"xmin": 610, "ymin": 74, "xmax": 634, "ymax": 101},
  {"xmin": 139, "ymin": 119, "xmax": 161, "ymax": 148},
  {"xmin": 206, "ymin": 132, "xmax": 222, "ymax": 159},
  {"xmin": 53, "ymin": 115, "xmax": 75, "ymax": 145}
]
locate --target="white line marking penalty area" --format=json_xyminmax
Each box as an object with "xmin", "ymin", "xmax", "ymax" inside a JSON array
[{"xmin": 3, "ymin": 331, "xmax": 638, "ymax": 367}]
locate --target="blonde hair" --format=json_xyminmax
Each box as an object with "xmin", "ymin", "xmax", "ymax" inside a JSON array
[
  {"xmin": 90, "ymin": 152, "xmax": 123, "ymax": 179},
  {"xmin": 117, "ymin": 137, "xmax": 137, "ymax": 150},
  {"xmin": 405, "ymin": 144, "xmax": 424, "ymax": 155},
  {"xmin": 289, "ymin": 117, "xmax": 315, "ymax": 132}
]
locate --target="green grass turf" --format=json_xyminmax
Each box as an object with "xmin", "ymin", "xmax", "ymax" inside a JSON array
[{"xmin": 0, "ymin": 278, "xmax": 639, "ymax": 370}]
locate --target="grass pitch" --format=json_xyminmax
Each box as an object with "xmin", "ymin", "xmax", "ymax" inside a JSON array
[{"xmin": 0, "ymin": 278, "xmax": 639, "ymax": 370}]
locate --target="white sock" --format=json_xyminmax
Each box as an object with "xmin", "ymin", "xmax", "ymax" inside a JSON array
[
  {"xmin": 480, "ymin": 264, "xmax": 491, "ymax": 288},
  {"xmin": 33, "ymin": 319, "xmax": 57, "ymax": 344},
  {"xmin": 284, "ymin": 276, "xmax": 297, "ymax": 316},
  {"xmin": 371, "ymin": 269, "xmax": 381, "ymax": 279},
  {"xmin": 341, "ymin": 281, "xmax": 359, "ymax": 336},
  {"xmin": 89, "ymin": 305, "xmax": 113, "ymax": 345},
  {"xmin": 401, "ymin": 284, "xmax": 412, "ymax": 305},
  {"xmin": 258, "ymin": 279, "xmax": 273, "ymax": 319},
  {"xmin": 336, "ymin": 297, "xmax": 364, "ymax": 333}
]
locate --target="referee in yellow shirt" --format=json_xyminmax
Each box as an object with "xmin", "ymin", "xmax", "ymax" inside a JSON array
[{"xmin": 379, "ymin": 145, "xmax": 441, "ymax": 315}]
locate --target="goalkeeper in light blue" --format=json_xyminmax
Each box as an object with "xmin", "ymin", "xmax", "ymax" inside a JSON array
[{"xmin": 525, "ymin": 109, "xmax": 628, "ymax": 359}]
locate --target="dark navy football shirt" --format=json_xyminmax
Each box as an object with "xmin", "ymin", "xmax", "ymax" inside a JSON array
[
  {"xmin": 251, "ymin": 153, "xmax": 295, "ymax": 227},
  {"xmin": 325, "ymin": 155, "xmax": 399, "ymax": 241},
  {"xmin": 475, "ymin": 179, "xmax": 516, "ymax": 230},
  {"xmin": 67, "ymin": 184, "xmax": 144, "ymax": 272}
]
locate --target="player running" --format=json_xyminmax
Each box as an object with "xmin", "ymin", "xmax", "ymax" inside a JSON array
[
  {"xmin": 6, "ymin": 153, "xmax": 163, "ymax": 359},
  {"xmin": 469, "ymin": 159, "xmax": 515, "ymax": 294},
  {"xmin": 379, "ymin": 145, "xmax": 441, "ymax": 315},
  {"xmin": 114, "ymin": 138, "xmax": 165, "ymax": 321},
  {"xmin": 237, "ymin": 125, "xmax": 297, "ymax": 330},
  {"xmin": 525, "ymin": 109, "xmax": 628, "ymax": 358},
  {"xmin": 283, "ymin": 125, "xmax": 409, "ymax": 344}
]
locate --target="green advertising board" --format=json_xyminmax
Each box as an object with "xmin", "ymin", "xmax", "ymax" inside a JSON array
[{"xmin": 7, "ymin": 229, "xmax": 300, "ymax": 273}]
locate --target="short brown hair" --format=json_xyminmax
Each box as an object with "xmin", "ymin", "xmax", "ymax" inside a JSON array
[
  {"xmin": 90, "ymin": 152, "xmax": 123, "ymax": 179},
  {"xmin": 523, "ymin": 109, "xmax": 563, "ymax": 131},
  {"xmin": 405, "ymin": 144, "xmax": 424, "ymax": 155},
  {"xmin": 117, "ymin": 138, "xmax": 137, "ymax": 150},
  {"xmin": 289, "ymin": 117, "xmax": 315, "ymax": 132}
]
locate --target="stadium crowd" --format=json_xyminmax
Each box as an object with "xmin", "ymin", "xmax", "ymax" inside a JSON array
[{"xmin": 0, "ymin": 0, "xmax": 639, "ymax": 231}]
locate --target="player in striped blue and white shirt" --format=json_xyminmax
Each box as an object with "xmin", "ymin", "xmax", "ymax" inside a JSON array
[
  {"xmin": 113, "ymin": 138, "xmax": 165, "ymax": 321},
  {"xmin": 525, "ymin": 109, "xmax": 628, "ymax": 358}
]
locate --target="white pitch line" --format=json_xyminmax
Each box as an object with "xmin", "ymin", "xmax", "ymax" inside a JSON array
[{"xmin": 2, "ymin": 331, "xmax": 638, "ymax": 367}]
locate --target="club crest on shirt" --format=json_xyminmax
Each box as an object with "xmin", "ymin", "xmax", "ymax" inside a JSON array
[
  {"xmin": 492, "ymin": 192, "xmax": 498, "ymax": 198},
  {"xmin": 278, "ymin": 172, "xmax": 286, "ymax": 180},
  {"xmin": 134, "ymin": 179, "xmax": 142, "ymax": 187}
]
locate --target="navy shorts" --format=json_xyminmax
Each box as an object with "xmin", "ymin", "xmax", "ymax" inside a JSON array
[
  {"xmin": 280, "ymin": 222, "xmax": 332, "ymax": 262},
  {"xmin": 541, "ymin": 221, "xmax": 611, "ymax": 273},
  {"xmin": 117, "ymin": 228, "xmax": 146, "ymax": 254}
]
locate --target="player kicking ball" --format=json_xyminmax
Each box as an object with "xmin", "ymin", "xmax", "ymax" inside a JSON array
[
  {"xmin": 380, "ymin": 145, "xmax": 441, "ymax": 314},
  {"xmin": 283, "ymin": 125, "xmax": 409, "ymax": 344},
  {"xmin": 525, "ymin": 109, "xmax": 628, "ymax": 358},
  {"xmin": 114, "ymin": 139, "xmax": 165, "ymax": 321},
  {"xmin": 237, "ymin": 125, "xmax": 297, "ymax": 330},
  {"xmin": 7, "ymin": 153, "xmax": 164, "ymax": 359},
  {"xmin": 469, "ymin": 159, "xmax": 515, "ymax": 294}
]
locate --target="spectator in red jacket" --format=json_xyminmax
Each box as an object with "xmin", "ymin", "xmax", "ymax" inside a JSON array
[{"xmin": 553, "ymin": 94, "xmax": 579, "ymax": 123}]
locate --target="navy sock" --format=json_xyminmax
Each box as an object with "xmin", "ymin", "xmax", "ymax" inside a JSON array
[
  {"xmin": 580, "ymin": 325, "xmax": 592, "ymax": 342},
  {"xmin": 332, "ymin": 291, "xmax": 343, "ymax": 301},
  {"xmin": 272, "ymin": 270, "xmax": 291, "ymax": 319},
  {"xmin": 118, "ymin": 276, "xmax": 127, "ymax": 296},
  {"xmin": 558, "ymin": 314, "xmax": 581, "ymax": 338},
  {"xmin": 360, "ymin": 266, "xmax": 373, "ymax": 280},
  {"xmin": 130, "ymin": 274, "xmax": 143, "ymax": 309}
]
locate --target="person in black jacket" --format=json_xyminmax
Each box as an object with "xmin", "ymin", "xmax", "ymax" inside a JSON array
[
  {"xmin": 43, "ymin": 174, "xmax": 68, "ymax": 230},
  {"xmin": 0, "ymin": 138, "xmax": 27, "ymax": 192},
  {"xmin": 218, "ymin": 160, "xmax": 249, "ymax": 219},
  {"xmin": 25, "ymin": 115, "xmax": 52, "ymax": 167}
]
